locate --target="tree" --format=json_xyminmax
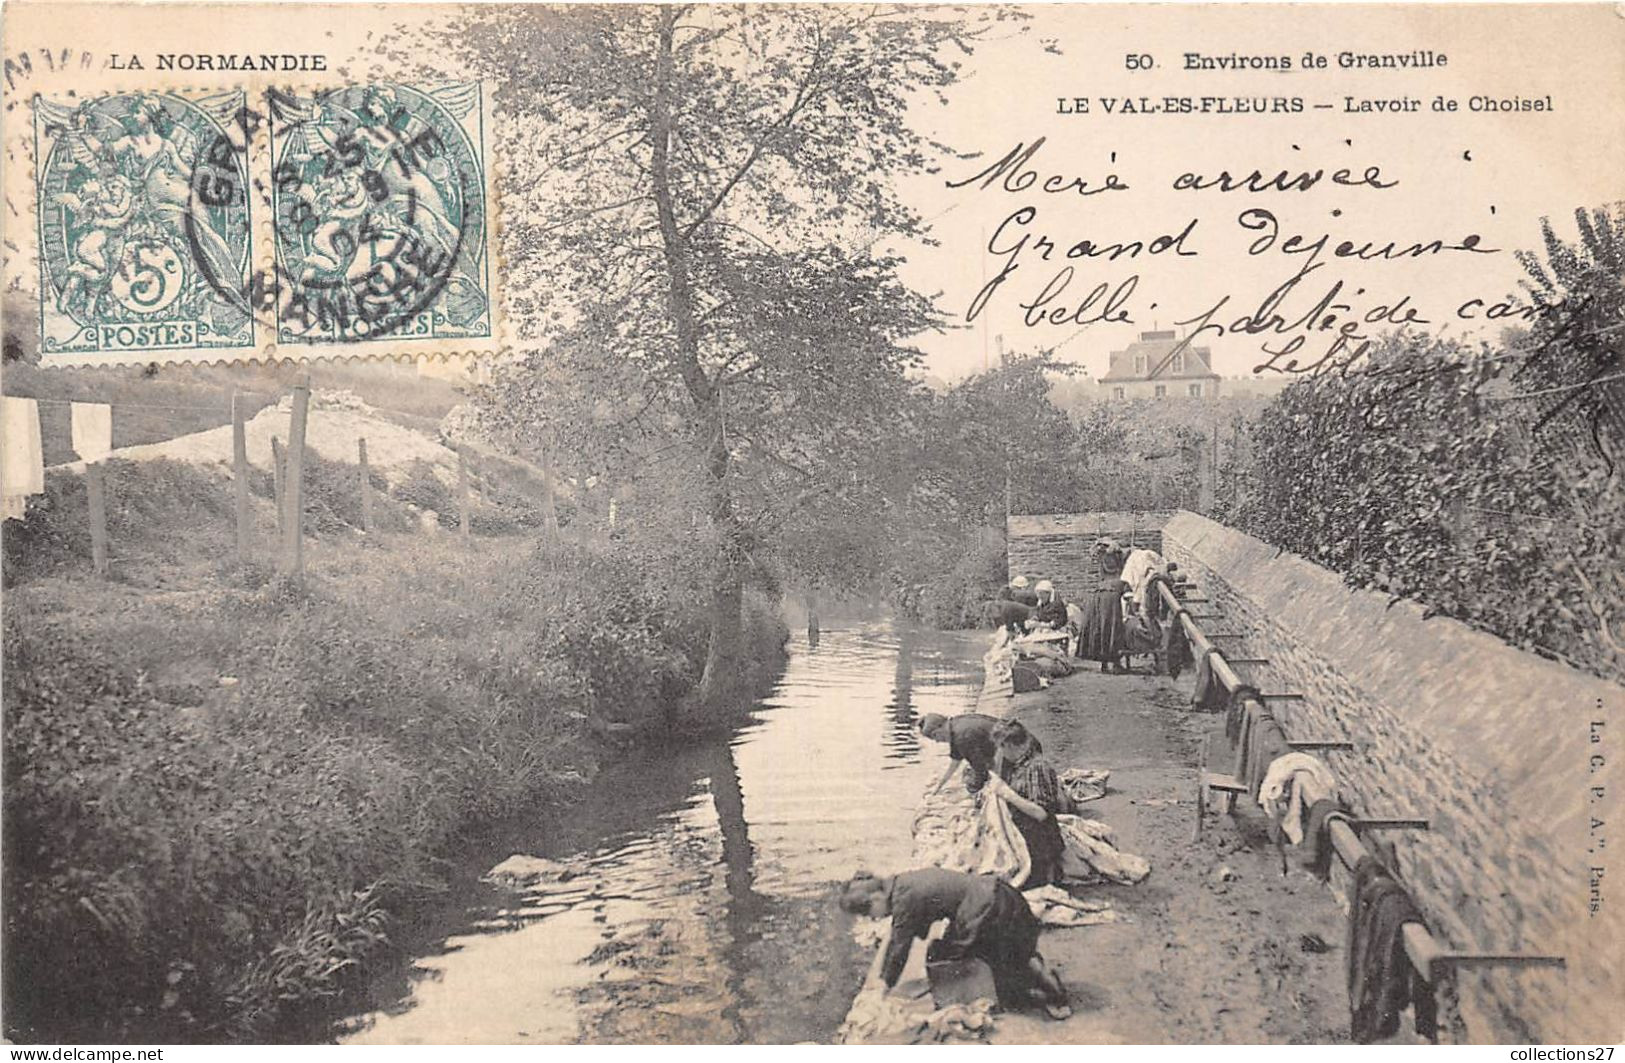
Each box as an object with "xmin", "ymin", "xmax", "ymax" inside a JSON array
[
  {"xmin": 1513, "ymin": 203, "xmax": 1625, "ymax": 466},
  {"xmin": 454, "ymin": 6, "xmax": 1016, "ymax": 706}
]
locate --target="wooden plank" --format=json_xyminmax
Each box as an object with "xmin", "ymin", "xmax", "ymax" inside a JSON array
[
  {"xmin": 271, "ymin": 435, "xmax": 286, "ymax": 536},
  {"xmin": 358, "ymin": 437, "xmax": 372, "ymax": 534},
  {"xmin": 458, "ymin": 447, "xmax": 471, "ymax": 542},
  {"xmin": 85, "ymin": 460, "xmax": 108, "ymax": 576},
  {"xmin": 1349, "ymin": 818, "xmax": 1431, "ymax": 831},
  {"xmin": 232, "ymin": 391, "xmax": 251, "ymax": 563},
  {"xmin": 1328, "ymin": 817, "xmax": 1369, "ymax": 872},
  {"xmin": 280, "ymin": 381, "xmax": 310, "ymax": 580},
  {"xmin": 540, "ymin": 446, "xmax": 561, "ymax": 544}
]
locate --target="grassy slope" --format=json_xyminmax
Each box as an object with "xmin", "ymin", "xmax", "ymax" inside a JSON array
[{"xmin": 2, "ymin": 456, "xmax": 786, "ymax": 1042}]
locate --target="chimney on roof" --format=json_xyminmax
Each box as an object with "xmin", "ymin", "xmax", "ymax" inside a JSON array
[{"xmin": 1142, "ymin": 329, "xmax": 1176, "ymax": 341}]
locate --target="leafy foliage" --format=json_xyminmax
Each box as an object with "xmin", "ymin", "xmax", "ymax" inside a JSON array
[
  {"xmin": 446, "ymin": 5, "xmax": 1018, "ymax": 700},
  {"xmin": 1511, "ymin": 205, "xmax": 1625, "ymax": 464},
  {"xmin": 2, "ymin": 459, "xmax": 786, "ymax": 1041},
  {"xmin": 1215, "ymin": 324, "xmax": 1623, "ymax": 682},
  {"xmin": 888, "ymin": 353, "xmax": 1224, "ymax": 618}
]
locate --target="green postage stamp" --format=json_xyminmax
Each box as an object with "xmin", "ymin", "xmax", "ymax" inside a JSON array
[
  {"xmin": 29, "ymin": 82, "xmax": 498, "ymax": 366},
  {"xmin": 34, "ymin": 90, "xmax": 256, "ymax": 358},
  {"xmin": 267, "ymin": 83, "xmax": 494, "ymax": 349}
]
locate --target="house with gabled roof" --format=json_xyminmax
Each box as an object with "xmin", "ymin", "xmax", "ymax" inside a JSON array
[{"xmin": 1099, "ymin": 330, "xmax": 1222, "ymax": 400}]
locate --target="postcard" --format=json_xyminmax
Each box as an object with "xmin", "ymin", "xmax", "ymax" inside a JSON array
[{"xmin": 2, "ymin": 2, "xmax": 1621, "ymax": 1048}]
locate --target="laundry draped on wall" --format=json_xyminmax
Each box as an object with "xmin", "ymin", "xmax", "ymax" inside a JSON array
[
  {"xmin": 1258, "ymin": 752, "xmax": 1337, "ymax": 845},
  {"xmin": 1300, "ymin": 796, "xmax": 1352, "ymax": 881},
  {"xmin": 1193, "ymin": 649, "xmax": 1228, "ymax": 713},
  {"xmin": 1348, "ymin": 855, "xmax": 1438, "ymax": 1043}
]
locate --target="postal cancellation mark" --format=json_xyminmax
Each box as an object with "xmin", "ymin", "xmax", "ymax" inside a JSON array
[{"xmin": 31, "ymin": 81, "xmax": 494, "ymax": 364}]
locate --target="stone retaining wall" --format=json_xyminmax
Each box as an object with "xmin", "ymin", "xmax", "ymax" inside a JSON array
[{"xmin": 1161, "ymin": 511, "xmax": 1622, "ymax": 1043}]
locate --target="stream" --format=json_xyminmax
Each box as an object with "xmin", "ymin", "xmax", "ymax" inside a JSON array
[{"xmin": 331, "ymin": 620, "xmax": 987, "ymax": 1045}]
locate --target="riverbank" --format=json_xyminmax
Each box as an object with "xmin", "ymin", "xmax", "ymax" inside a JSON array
[
  {"xmin": 967, "ymin": 664, "xmax": 1356, "ymax": 1043},
  {"xmin": 1, "ymin": 458, "xmax": 787, "ymax": 1043}
]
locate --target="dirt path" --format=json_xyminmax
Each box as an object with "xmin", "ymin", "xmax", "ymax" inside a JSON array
[{"xmin": 988, "ymin": 665, "xmax": 1354, "ymax": 1044}]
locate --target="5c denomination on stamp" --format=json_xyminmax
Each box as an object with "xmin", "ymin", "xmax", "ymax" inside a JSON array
[
  {"xmin": 29, "ymin": 80, "xmax": 500, "ymax": 367},
  {"xmin": 34, "ymin": 90, "xmax": 256, "ymax": 356}
]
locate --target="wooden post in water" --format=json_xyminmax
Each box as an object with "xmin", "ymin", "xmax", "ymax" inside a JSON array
[
  {"xmin": 85, "ymin": 461, "xmax": 108, "ymax": 576},
  {"xmin": 457, "ymin": 447, "xmax": 471, "ymax": 543},
  {"xmin": 271, "ymin": 435, "xmax": 286, "ymax": 536},
  {"xmin": 358, "ymin": 437, "xmax": 372, "ymax": 534},
  {"xmin": 280, "ymin": 380, "xmax": 311, "ymax": 581},
  {"xmin": 232, "ymin": 391, "xmax": 251, "ymax": 563}
]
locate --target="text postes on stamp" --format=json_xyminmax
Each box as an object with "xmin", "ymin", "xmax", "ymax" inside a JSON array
[
  {"xmin": 34, "ymin": 90, "xmax": 256, "ymax": 358},
  {"xmin": 267, "ymin": 83, "xmax": 493, "ymax": 351}
]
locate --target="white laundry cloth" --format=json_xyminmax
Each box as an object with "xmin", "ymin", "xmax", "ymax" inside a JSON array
[
  {"xmin": 1258, "ymin": 752, "xmax": 1338, "ymax": 844},
  {"xmin": 1119, "ymin": 549, "xmax": 1166, "ymax": 612},
  {"xmin": 70, "ymin": 402, "xmax": 113, "ymax": 464},
  {"xmin": 2, "ymin": 396, "xmax": 45, "ymax": 520}
]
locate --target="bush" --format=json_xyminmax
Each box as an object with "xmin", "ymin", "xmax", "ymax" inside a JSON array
[
  {"xmin": 3, "ymin": 477, "xmax": 788, "ymax": 1040},
  {"xmin": 2, "ymin": 459, "xmax": 242, "ymax": 584},
  {"xmin": 913, "ymin": 537, "xmax": 1007, "ymax": 630},
  {"xmin": 295, "ymin": 455, "xmax": 414, "ymax": 535},
  {"xmin": 1216, "ymin": 333, "xmax": 1623, "ymax": 683}
]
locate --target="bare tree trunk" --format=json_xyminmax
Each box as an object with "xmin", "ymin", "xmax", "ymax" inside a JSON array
[{"xmin": 651, "ymin": 8, "xmax": 746, "ymax": 711}]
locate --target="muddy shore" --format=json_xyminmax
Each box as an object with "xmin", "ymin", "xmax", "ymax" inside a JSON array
[{"xmin": 973, "ymin": 664, "xmax": 1356, "ymax": 1044}]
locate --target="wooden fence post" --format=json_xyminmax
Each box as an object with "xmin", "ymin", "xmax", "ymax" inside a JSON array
[
  {"xmin": 280, "ymin": 380, "xmax": 311, "ymax": 580},
  {"xmin": 457, "ymin": 447, "xmax": 471, "ymax": 543},
  {"xmin": 85, "ymin": 461, "xmax": 108, "ymax": 576},
  {"xmin": 232, "ymin": 391, "xmax": 251, "ymax": 562},
  {"xmin": 358, "ymin": 437, "xmax": 372, "ymax": 534},
  {"xmin": 540, "ymin": 447, "xmax": 561, "ymax": 544},
  {"xmin": 271, "ymin": 435, "xmax": 286, "ymax": 536}
]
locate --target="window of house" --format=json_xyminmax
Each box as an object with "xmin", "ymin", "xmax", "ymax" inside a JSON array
[
  {"xmin": 1154, "ymin": 384, "xmax": 1167, "ymax": 398},
  {"xmin": 1134, "ymin": 354, "xmax": 1146, "ymax": 375},
  {"xmin": 1171, "ymin": 354, "xmax": 1183, "ymax": 373},
  {"xmin": 1112, "ymin": 387, "xmax": 1125, "ymax": 400},
  {"xmin": 1188, "ymin": 383, "xmax": 1203, "ymax": 397}
]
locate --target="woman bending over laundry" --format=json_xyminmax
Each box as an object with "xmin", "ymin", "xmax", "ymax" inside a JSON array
[
  {"xmin": 919, "ymin": 712, "xmax": 1002, "ymax": 794},
  {"xmin": 840, "ymin": 868, "xmax": 1070, "ymax": 1018}
]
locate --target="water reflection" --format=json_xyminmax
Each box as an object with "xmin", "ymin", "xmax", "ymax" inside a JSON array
[{"xmin": 338, "ymin": 619, "xmax": 984, "ymax": 1045}]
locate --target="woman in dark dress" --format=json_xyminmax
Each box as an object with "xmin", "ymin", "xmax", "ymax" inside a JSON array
[
  {"xmin": 1031, "ymin": 579, "xmax": 1069, "ymax": 628},
  {"xmin": 1076, "ymin": 539, "xmax": 1129, "ymax": 673},
  {"xmin": 919, "ymin": 712, "xmax": 1001, "ymax": 794},
  {"xmin": 840, "ymin": 867, "xmax": 1069, "ymax": 1017},
  {"xmin": 986, "ymin": 720, "xmax": 1072, "ymax": 889}
]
